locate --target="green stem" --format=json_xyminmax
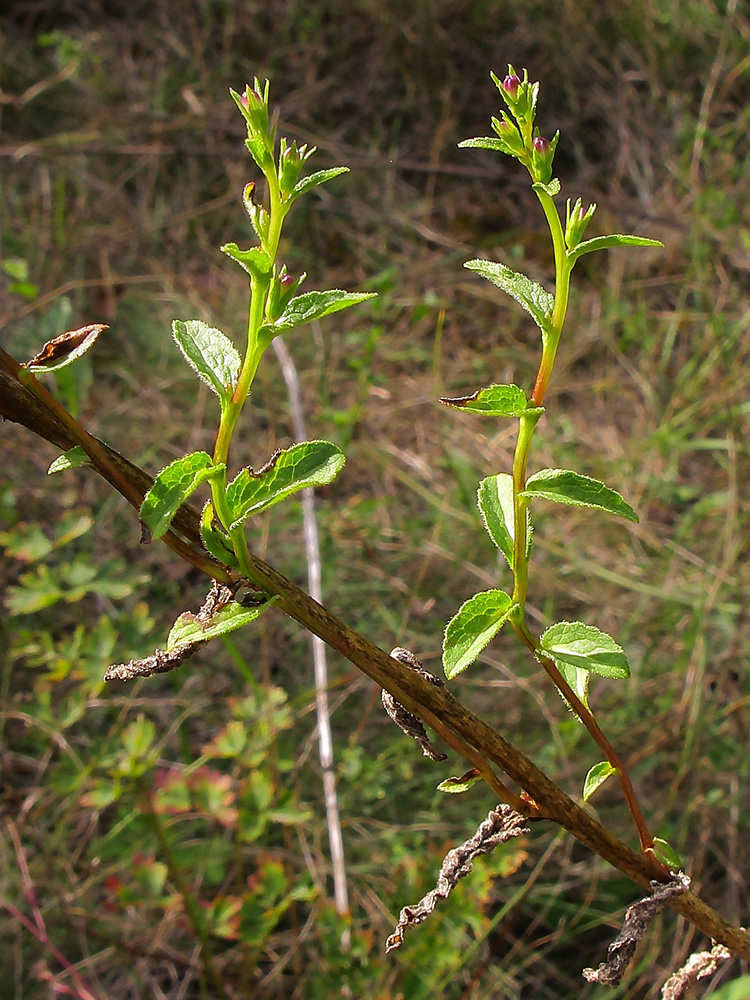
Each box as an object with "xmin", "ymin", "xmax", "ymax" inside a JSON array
[
  {"xmin": 513, "ymin": 619, "xmax": 655, "ymax": 852},
  {"xmin": 507, "ymin": 178, "xmax": 656, "ymax": 853}
]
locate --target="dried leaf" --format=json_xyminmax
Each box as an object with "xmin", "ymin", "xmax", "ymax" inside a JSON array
[
  {"xmin": 26, "ymin": 324, "xmax": 107, "ymax": 372},
  {"xmin": 582, "ymin": 873, "xmax": 691, "ymax": 986},
  {"xmin": 661, "ymin": 942, "xmax": 732, "ymax": 1000},
  {"xmin": 382, "ymin": 647, "xmax": 447, "ymax": 762},
  {"xmin": 385, "ymin": 804, "xmax": 529, "ymax": 952}
]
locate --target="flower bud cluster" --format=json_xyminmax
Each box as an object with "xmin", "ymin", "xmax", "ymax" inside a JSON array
[
  {"xmin": 565, "ymin": 197, "xmax": 597, "ymax": 250},
  {"xmin": 278, "ymin": 138, "xmax": 316, "ymax": 198},
  {"xmin": 530, "ymin": 131, "xmax": 559, "ymax": 184},
  {"xmin": 492, "ymin": 64, "xmax": 539, "ymax": 124},
  {"xmin": 266, "ymin": 265, "xmax": 306, "ymax": 323},
  {"xmin": 230, "ymin": 79, "xmax": 275, "ymax": 172}
]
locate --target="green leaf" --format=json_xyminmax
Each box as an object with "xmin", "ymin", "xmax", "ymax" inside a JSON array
[
  {"xmin": 140, "ymin": 452, "xmax": 224, "ymax": 539},
  {"xmin": 443, "ymin": 590, "xmax": 515, "ymax": 679},
  {"xmin": 569, "ymin": 234, "xmax": 663, "ymax": 261},
  {"xmin": 172, "ymin": 320, "xmax": 241, "ymax": 402},
  {"xmin": 532, "ymin": 178, "xmax": 561, "ymax": 197},
  {"xmin": 166, "ymin": 599, "xmax": 272, "ymax": 651},
  {"xmin": 439, "ymin": 383, "xmax": 530, "ymax": 417},
  {"xmin": 521, "ymin": 468, "xmax": 638, "ymax": 522},
  {"xmin": 464, "ymin": 259, "xmax": 553, "ymax": 335},
  {"xmin": 271, "ymin": 289, "xmax": 376, "ymax": 332},
  {"xmin": 48, "ymin": 445, "xmax": 91, "ymax": 475},
  {"xmin": 582, "ymin": 761, "xmax": 616, "ymax": 801},
  {"xmin": 652, "ymin": 837, "xmax": 683, "ymax": 870},
  {"xmin": 292, "ymin": 166, "xmax": 349, "ymax": 198},
  {"xmin": 122, "ymin": 716, "xmax": 156, "ymax": 759},
  {"xmin": 476, "ymin": 474, "xmax": 533, "ymax": 569},
  {"xmin": 226, "ymin": 440, "xmax": 345, "ymax": 530},
  {"xmin": 558, "ymin": 661, "xmax": 591, "ymax": 710},
  {"xmin": 458, "ymin": 136, "xmax": 508, "ymax": 152},
  {"xmin": 540, "ymin": 621, "xmax": 630, "ymax": 679},
  {"xmin": 27, "ymin": 324, "xmax": 106, "ymax": 373},
  {"xmin": 437, "ymin": 768, "xmax": 482, "ymax": 794},
  {"xmin": 220, "ymin": 242, "xmax": 273, "ymax": 276},
  {"xmin": 477, "ymin": 473, "xmax": 515, "ymax": 567}
]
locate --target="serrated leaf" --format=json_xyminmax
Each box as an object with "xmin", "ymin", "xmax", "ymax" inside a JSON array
[
  {"xmin": 582, "ymin": 761, "xmax": 616, "ymax": 801},
  {"xmin": 476, "ymin": 474, "xmax": 533, "ymax": 569},
  {"xmin": 271, "ymin": 289, "xmax": 376, "ymax": 332},
  {"xmin": 652, "ymin": 837, "xmax": 683, "ymax": 870},
  {"xmin": 439, "ymin": 383, "xmax": 530, "ymax": 416},
  {"xmin": 200, "ymin": 502, "xmax": 240, "ymax": 570},
  {"xmin": 220, "ymin": 242, "xmax": 273, "ymax": 276},
  {"xmin": 226, "ymin": 440, "xmax": 345, "ymax": 530},
  {"xmin": 540, "ymin": 621, "xmax": 630, "ymax": 679},
  {"xmin": 458, "ymin": 136, "xmax": 509, "ymax": 152},
  {"xmin": 292, "ymin": 166, "xmax": 349, "ymax": 198},
  {"xmin": 27, "ymin": 324, "xmax": 106, "ymax": 373},
  {"xmin": 172, "ymin": 320, "xmax": 241, "ymax": 401},
  {"xmin": 477, "ymin": 473, "xmax": 515, "ymax": 567},
  {"xmin": 443, "ymin": 590, "xmax": 515, "ymax": 679},
  {"xmin": 464, "ymin": 259, "xmax": 553, "ymax": 335},
  {"xmin": 532, "ymin": 178, "xmax": 561, "ymax": 197},
  {"xmin": 569, "ymin": 234, "xmax": 663, "ymax": 261},
  {"xmin": 558, "ymin": 661, "xmax": 592, "ymax": 711},
  {"xmin": 48, "ymin": 445, "xmax": 91, "ymax": 475},
  {"xmin": 140, "ymin": 452, "xmax": 224, "ymax": 539},
  {"xmin": 521, "ymin": 468, "xmax": 638, "ymax": 522},
  {"xmin": 437, "ymin": 768, "xmax": 482, "ymax": 794},
  {"xmin": 166, "ymin": 600, "xmax": 271, "ymax": 651}
]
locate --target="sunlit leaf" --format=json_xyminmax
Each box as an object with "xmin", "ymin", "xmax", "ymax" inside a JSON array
[
  {"xmin": 140, "ymin": 452, "xmax": 224, "ymax": 539},
  {"xmin": 464, "ymin": 259, "xmax": 553, "ymax": 335},
  {"xmin": 292, "ymin": 166, "xmax": 349, "ymax": 198},
  {"xmin": 521, "ymin": 468, "xmax": 638, "ymax": 522},
  {"xmin": 172, "ymin": 320, "xmax": 241, "ymax": 401},
  {"xmin": 443, "ymin": 590, "xmax": 515, "ymax": 679},
  {"xmin": 439, "ymin": 383, "xmax": 532, "ymax": 417},
  {"xmin": 437, "ymin": 768, "xmax": 482, "ymax": 794},
  {"xmin": 48, "ymin": 445, "xmax": 91, "ymax": 475},
  {"xmin": 540, "ymin": 621, "xmax": 630, "ymax": 679},
  {"xmin": 226, "ymin": 440, "xmax": 345, "ymax": 529},
  {"xmin": 582, "ymin": 761, "xmax": 616, "ymax": 801},
  {"xmin": 270, "ymin": 289, "xmax": 376, "ymax": 332}
]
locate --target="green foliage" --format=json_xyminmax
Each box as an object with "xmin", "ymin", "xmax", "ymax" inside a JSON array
[
  {"xmin": 140, "ymin": 451, "xmax": 224, "ymax": 539},
  {"xmin": 464, "ymin": 258, "xmax": 554, "ymax": 337},
  {"xmin": 225, "ymin": 440, "xmax": 345, "ymax": 530},
  {"xmin": 520, "ymin": 468, "xmax": 639, "ymax": 522},
  {"xmin": 172, "ymin": 319, "xmax": 242, "ymax": 403},
  {"xmin": 166, "ymin": 599, "xmax": 272, "ymax": 649},
  {"xmin": 443, "ymin": 590, "xmax": 515, "ymax": 678}
]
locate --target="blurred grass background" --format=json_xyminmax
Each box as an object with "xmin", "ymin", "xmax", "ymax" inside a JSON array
[{"xmin": 1, "ymin": 0, "xmax": 749, "ymax": 997}]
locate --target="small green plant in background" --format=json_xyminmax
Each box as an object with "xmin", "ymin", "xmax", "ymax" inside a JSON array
[{"xmin": 2, "ymin": 62, "xmax": 749, "ymax": 998}]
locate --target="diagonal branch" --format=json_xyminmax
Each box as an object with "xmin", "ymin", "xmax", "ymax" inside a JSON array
[{"xmin": 3, "ymin": 361, "xmax": 750, "ymax": 960}]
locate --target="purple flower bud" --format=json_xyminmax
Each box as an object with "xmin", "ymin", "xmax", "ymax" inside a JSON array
[
  {"xmin": 279, "ymin": 272, "xmax": 295, "ymax": 290},
  {"xmin": 533, "ymin": 136, "xmax": 550, "ymax": 154},
  {"xmin": 502, "ymin": 74, "xmax": 521, "ymax": 98}
]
